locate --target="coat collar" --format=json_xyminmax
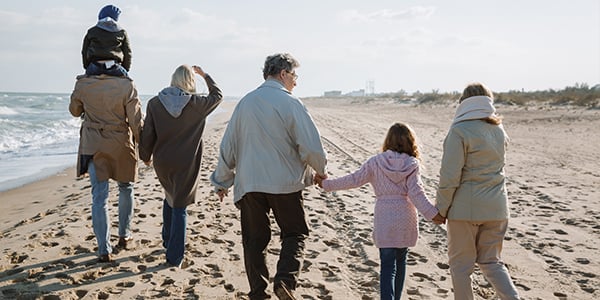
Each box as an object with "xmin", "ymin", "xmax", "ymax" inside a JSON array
[{"xmin": 260, "ymin": 79, "xmax": 291, "ymax": 94}]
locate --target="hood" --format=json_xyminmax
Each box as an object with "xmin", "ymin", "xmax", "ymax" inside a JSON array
[
  {"xmin": 374, "ymin": 150, "xmax": 418, "ymax": 183},
  {"xmin": 453, "ymin": 95, "xmax": 496, "ymax": 125},
  {"xmin": 158, "ymin": 86, "xmax": 192, "ymax": 118},
  {"xmin": 96, "ymin": 17, "xmax": 122, "ymax": 32}
]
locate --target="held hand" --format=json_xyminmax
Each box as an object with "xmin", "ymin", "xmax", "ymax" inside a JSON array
[
  {"xmin": 216, "ymin": 189, "xmax": 228, "ymax": 202},
  {"xmin": 143, "ymin": 160, "xmax": 152, "ymax": 166},
  {"xmin": 313, "ymin": 173, "xmax": 327, "ymax": 188},
  {"xmin": 192, "ymin": 65, "xmax": 206, "ymax": 78},
  {"xmin": 432, "ymin": 213, "xmax": 446, "ymax": 225}
]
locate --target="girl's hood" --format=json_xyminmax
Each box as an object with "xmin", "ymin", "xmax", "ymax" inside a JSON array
[{"xmin": 374, "ymin": 150, "xmax": 418, "ymax": 183}]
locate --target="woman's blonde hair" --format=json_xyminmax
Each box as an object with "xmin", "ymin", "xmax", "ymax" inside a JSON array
[
  {"xmin": 459, "ymin": 82, "xmax": 502, "ymax": 125},
  {"xmin": 171, "ymin": 65, "xmax": 196, "ymax": 93},
  {"xmin": 382, "ymin": 123, "xmax": 420, "ymax": 159}
]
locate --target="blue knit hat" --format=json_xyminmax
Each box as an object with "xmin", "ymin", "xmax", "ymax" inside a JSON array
[{"xmin": 98, "ymin": 5, "xmax": 121, "ymax": 21}]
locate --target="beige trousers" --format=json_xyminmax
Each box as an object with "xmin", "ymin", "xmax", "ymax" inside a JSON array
[{"xmin": 447, "ymin": 220, "xmax": 520, "ymax": 300}]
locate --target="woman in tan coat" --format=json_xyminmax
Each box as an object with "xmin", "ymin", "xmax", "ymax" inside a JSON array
[
  {"xmin": 70, "ymin": 74, "xmax": 143, "ymax": 262},
  {"xmin": 140, "ymin": 65, "xmax": 222, "ymax": 267},
  {"xmin": 436, "ymin": 83, "xmax": 520, "ymax": 299}
]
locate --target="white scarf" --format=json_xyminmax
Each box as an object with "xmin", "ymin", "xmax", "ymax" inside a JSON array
[{"xmin": 452, "ymin": 96, "xmax": 496, "ymax": 125}]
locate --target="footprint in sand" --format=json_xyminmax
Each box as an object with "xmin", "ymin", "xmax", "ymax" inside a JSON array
[
  {"xmin": 412, "ymin": 271, "xmax": 434, "ymax": 282},
  {"xmin": 575, "ymin": 257, "xmax": 590, "ymax": 264},
  {"xmin": 317, "ymin": 262, "xmax": 341, "ymax": 282},
  {"xmin": 8, "ymin": 252, "xmax": 29, "ymax": 264},
  {"xmin": 201, "ymin": 263, "xmax": 223, "ymax": 278},
  {"xmin": 302, "ymin": 260, "xmax": 313, "ymax": 272},
  {"xmin": 436, "ymin": 262, "xmax": 450, "ymax": 269},
  {"xmin": 116, "ymin": 281, "xmax": 135, "ymax": 288},
  {"xmin": 407, "ymin": 251, "xmax": 428, "ymax": 265}
]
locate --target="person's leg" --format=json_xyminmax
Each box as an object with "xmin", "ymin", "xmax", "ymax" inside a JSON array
[
  {"xmin": 117, "ymin": 181, "xmax": 134, "ymax": 239},
  {"xmin": 269, "ymin": 191, "xmax": 309, "ymax": 291},
  {"xmin": 239, "ymin": 193, "xmax": 272, "ymax": 300},
  {"xmin": 379, "ymin": 248, "xmax": 397, "ymax": 300},
  {"xmin": 85, "ymin": 62, "xmax": 102, "ymax": 76},
  {"xmin": 162, "ymin": 199, "xmax": 172, "ymax": 249},
  {"xmin": 88, "ymin": 161, "xmax": 112, "ymax": 257},
  {"xmin": 394, "ymin": 248, "xmax": 408, "ymax": 300},
  {"xmin": 447, "ymin": 220, "xmax": 479, "ymax": 300},
  {"xmin": 476, "ymin": 220, "xmax": 520, "ymax": 300},
  {"xmin": 105, "ymin": 64, "xmax": 129, "ymax": 77},
  {"xmin": 166, "ymin": 205, "xmax": 187, "ymax": 266}
]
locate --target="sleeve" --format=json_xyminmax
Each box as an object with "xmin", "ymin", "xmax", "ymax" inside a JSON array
[
  {"xmin": 193, "ymin": 74, "xmax": 223, "ymax": 117},
  {"xmin": 121, "ymin": 30, "xmax": 132, "ymax": 71},
  {"xmin": 435, "ymin": 127, "xmax": 466, "ymax": 217},
  {"xmin": 322, "ymin": 158, "xmax": 373, "ymax": 192},
  {"xmin": 139, "ymin": 101, "xmax": 156, "ymax": 162},
  {"xmin": 406, "ymin": 165, "xmax": 438, "ymax": 220},
  {"xmin": 289, "ymin": 101, "xmax": 327, "ymax": 176},
  {"xmin": 125, "ymin": 83, "xmax": 143, "ymax": 145},
  {"xmin": 69, "ymin": 81, "xmax": 84, "ymax": 117},
  {"xmin": 81, "ymin": 32, "xmax": 91, "ymax": 69},
  {"xmin": 210, "ymin": 109, "xmax": 238, "ymax": 191}
]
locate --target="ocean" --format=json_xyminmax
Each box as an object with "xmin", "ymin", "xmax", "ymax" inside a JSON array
[{"xmin": 0, "ymin": 92, "xmax": 235, "ymax": 192}]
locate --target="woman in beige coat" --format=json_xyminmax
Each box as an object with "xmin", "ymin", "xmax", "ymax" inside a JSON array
[
  {"xmin": 436, "ymin": 83, "xmax": 520, "ymax": 299},
  {"xmin": 70, "ymin": 74, "xmax": 143, "ymax": 262}
]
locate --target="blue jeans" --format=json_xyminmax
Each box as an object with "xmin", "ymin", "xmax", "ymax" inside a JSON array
[
  {"xmin": 162, "ymin": 200, "xmax": 187, "ymax": 266},
  {"xmin": 88, "ymin": 161, "xmax": 134, "ymax": 256},
  {"xmin": 86, "ymin": 61, "xmax": 129, "ymax": 77},
  {"xmin": 379, "ymin": 247, "xmax": 408, "ymax": 300}
]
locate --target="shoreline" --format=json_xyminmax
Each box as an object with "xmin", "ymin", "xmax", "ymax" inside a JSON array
[
  {"xmin": 0, "ymin": 162, "xmax": 75, "ymax": 193},
  {"xmin": 0, "ymin": 98, "xmax": 238, "ymax": 194},
  {"xmin": 1, "ymin": 98, "xmax": 598, "ymax": 299}
]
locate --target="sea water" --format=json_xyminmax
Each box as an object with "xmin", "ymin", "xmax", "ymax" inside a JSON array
[{"xmin": 0, "ymin": 92, "xmax": 235, "ymax": 192}]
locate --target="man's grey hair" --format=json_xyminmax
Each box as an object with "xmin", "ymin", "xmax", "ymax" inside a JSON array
[{"xmin": 262, "ymin": 53, "xmax": 300, "ymax": 79}]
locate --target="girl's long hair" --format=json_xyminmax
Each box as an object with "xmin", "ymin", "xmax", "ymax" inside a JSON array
[{"xmin": 382, "ymin": 123, "xmax": 420, "ymax": 159}]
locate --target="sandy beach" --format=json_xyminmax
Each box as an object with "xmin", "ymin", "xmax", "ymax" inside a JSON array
[{"xmin": 1, "ymin": 97, "xmax": 598, "ymax": 299}]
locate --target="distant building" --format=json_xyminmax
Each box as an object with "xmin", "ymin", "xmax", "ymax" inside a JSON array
[
  {"xmin": 366, "ymin": 80, "xmax": 375, "ymax": 95},
  {"xmin": 323, "ymin": 90, "xmax": 342, "ymax": 97},
  {"xmin": 345, "ymin": 89, "xmax": 365, "ymax": 97}
]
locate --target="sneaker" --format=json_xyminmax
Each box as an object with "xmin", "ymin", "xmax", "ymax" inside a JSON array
[
  {"xmin": 274, "ymin": 282, "xmax": 296, "ymax": 300},
  {"xmin": 98, "ymin": 254, "xmax": 112, "ymax": 263},
  {"xmin": 118, "ymin": 236, "xmax": 133, "ymax": 249},
  {"xmin": 164, "ymin": 260, "xmax": 182, "ymax": 268}
]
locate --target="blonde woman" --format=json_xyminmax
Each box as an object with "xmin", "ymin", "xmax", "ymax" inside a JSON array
[
  {"xmin": 140, "ymin": 65, "xmax": 223, "ymax": 267},
  {"xmin": 436, "ymin": 83, "xmax": 520, "ymax": 299}
]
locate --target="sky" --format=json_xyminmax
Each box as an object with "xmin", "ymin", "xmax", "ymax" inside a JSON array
[{"xmin": 0, "ymin": 0, "xmax": 598, "ymax": 97}]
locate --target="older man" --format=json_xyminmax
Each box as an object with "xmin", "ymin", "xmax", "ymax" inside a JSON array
[{"xmin": 211, "ymin": 53, "xmax": 327, "ymax": 300}]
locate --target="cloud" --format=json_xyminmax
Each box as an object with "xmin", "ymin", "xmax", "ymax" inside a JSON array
[
  {"xmin": 0, "ymin": 10, "xmax": 31, "ymax": 29},
  {"xmin": 0, "ymin": 7, "xmax": 83, "ymax": 56},
  {"xmin": 338, "ymin": 6, "xmax": 435, "ymax": 23},
  {"xmin": 124, "ymin": 6, "xmax": 269, "ymax": 46}
]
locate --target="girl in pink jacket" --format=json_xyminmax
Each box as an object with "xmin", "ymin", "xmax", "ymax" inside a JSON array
[{"xmin": 315, "ymin": 122, "xmax": 444, "ymax": 300}]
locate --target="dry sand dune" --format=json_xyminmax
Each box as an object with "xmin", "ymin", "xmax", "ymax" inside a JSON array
[{"xmin": 1, "ymin": 98, "xmax": 598, "ymax": 299}]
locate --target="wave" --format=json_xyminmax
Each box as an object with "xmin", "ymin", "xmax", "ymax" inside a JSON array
[
  {"xmin": 0, "ymin": 92, "xmax": 237, "ymax": 192},
  {"xmin": 0, "ymin": 118, "xmax": 80, "ymax": 153},
  {"xmin": 0, "ymin": 106, "xmax": 18, "ymax": 115}
]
